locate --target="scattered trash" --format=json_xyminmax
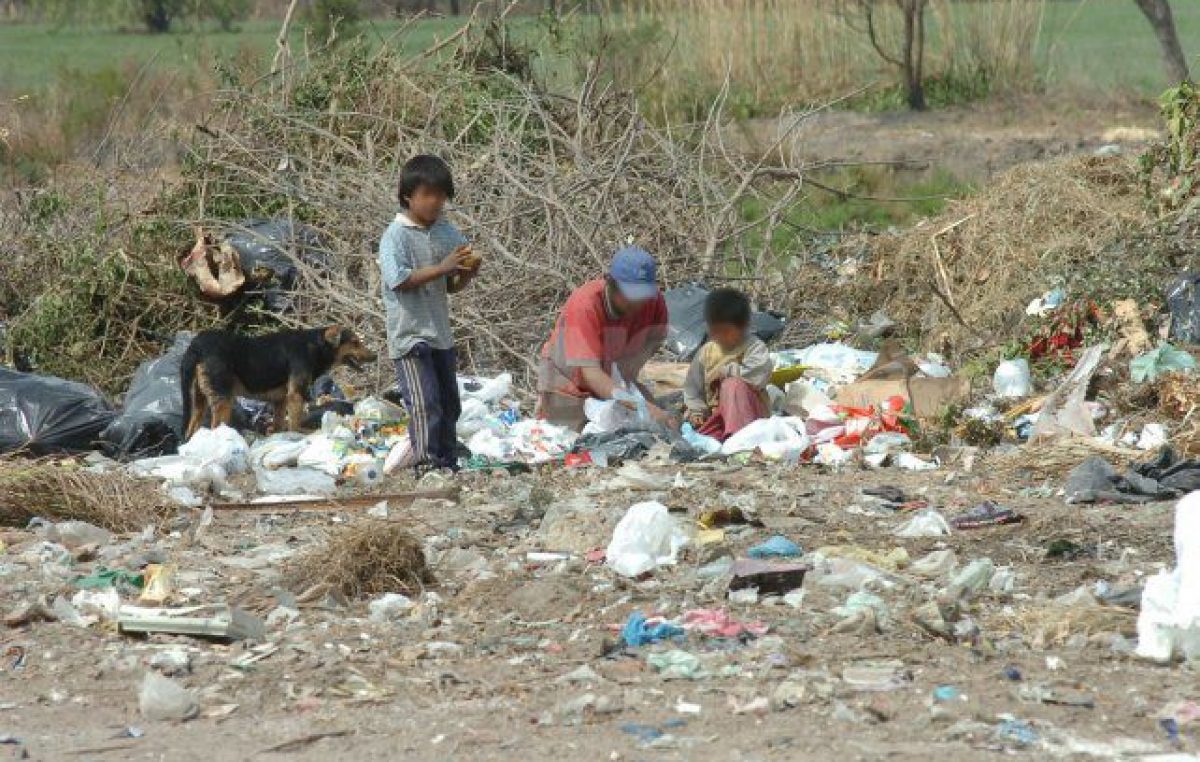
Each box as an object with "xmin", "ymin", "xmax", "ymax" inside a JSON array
[
  {"xmin": 0, "ymin": 369, "xmax": 116, "ymax": 454},
  {"xmin": 1167, "ymin": 273, "xmax": 1200, "ymax": 345},
  {"xmin": 367, "ymin": 593, "xmax": 414, "ymax": 623},
  {"xmin": 1130, "ymin": 343, "xmax": 1196, "ymax": 384},
  {"xmin": 893, "ymin": 508, "xmax": 951, "ymax": 538},
  {"xmin": 681, "ymin": 609, "xmax": 767, "ymax": 639},
  {"xmin": 605, "ymin": 502, "xmax": 684, "ymax": 577},
  {"xmin": 950, "ymin": 501, "xmax": 1024, "ymax": 530},
  {"xmin": 993, "ymin": 359, "xmax": 1032, "ymax": 398},
  {"xmin": 646, "ymin": 650, "xmax": 706, "ymax": 680},
  {"xmin": 620, "ymin": 611, "xmax": 685, "ymax": 647},
  {"xmin": 138, "ymin": 672, "xmax": 198, "ymax": 722},
  {"xmin": 995, "ymin": 718, "xmax": 1039, "ymax": 747},
  {"xmin": 932, "ymin": 685, "xmax": 962, "ymax": 702},
  {"xmin": 746, "ymin": 535, "xmax": 802, "ymax": 559},
  {"xmin": 1137, "ymin": 491, "xmax": 1200, "ymax": 663},
  {"xmin": 841, "ymin": 661, "xmax": 909, "ymax": 692},
  {"xmin": 119, "ymin": 604, "xmax": 266, "ymax": 642},
  {"xmin": 728, "ymin": 559, "xmax": 809, "ymax": 597}
]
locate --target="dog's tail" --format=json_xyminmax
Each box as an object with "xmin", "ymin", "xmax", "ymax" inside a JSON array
[{"xmin": 179, "ymin": 342, "xmax": 198, "ymax": 443}]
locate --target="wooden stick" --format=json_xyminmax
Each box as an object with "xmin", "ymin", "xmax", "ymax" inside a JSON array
[{"xmin": 211, "ymin": 487, "xmax": 459, "ymax": 513}]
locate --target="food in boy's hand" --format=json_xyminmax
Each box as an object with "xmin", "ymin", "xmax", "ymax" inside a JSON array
[{"xmin": 459, "ymin": 246, "xmax": 483, "ymax": 270}]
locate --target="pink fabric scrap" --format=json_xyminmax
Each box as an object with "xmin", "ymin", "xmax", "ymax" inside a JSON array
[{"xmin": 681, "ymin": 608, "xmax": 768, "ymax": 639}]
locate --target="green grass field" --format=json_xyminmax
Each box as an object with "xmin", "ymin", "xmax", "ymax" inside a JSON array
[
  {"xmin": 0, "ymin": 17, "xmax": 463, "ymax": 94},
  {"xmin": 0, "ymin": 1, "xmax": 1197, "ymax": 99}
]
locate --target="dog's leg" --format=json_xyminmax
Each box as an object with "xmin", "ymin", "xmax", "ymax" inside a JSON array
[
  {"xmin": 187, "ymin": 366, "xmax": 213, "ymax": 439},
  {"xmin": 186, "ymin": 391, "xmax": 207, "ymax": 439},
  {"xmin": 272, "ymin": 402, "xmax": 288, "ymax": 434},
  {"xmin": 284, "ymin": 379, "xmax": 305, "ymax": 432},
  {"xmin": 211, "ymin": 398, "xmax": 234, "ymax": 429}
]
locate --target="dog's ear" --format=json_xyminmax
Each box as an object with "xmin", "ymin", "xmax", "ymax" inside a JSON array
[{"xmin": 323, "ymin": 325, "xmax": 342, "ymax": 347}]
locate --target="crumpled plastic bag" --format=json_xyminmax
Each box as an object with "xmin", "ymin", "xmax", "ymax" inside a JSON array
[
  {"xmin": 1137, "ymin": 492, "xmax": 1200, "ymax": 662},
  {"xmin": 178, "ymin": 424, "xmax": 249, "ymax": 475},
  {"xmin": 605, "ymin": 501, "xmax": 684, "ymax": 577},
  {"xmin": 1130, "ymin": 343, "xmax": 1197, "ymax": 384},
  {"xmin": 893, "ymin": 508, "xmax": 951, "ymax": 538},
  {"xmin": 720, "ymin": 416, "xmax": 810, "ymax": 459}
]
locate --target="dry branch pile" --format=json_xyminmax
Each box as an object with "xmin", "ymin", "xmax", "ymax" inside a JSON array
[
  {"xmin": 182, "ymin": 21, "xmax": 810, "ymax": 390},
  {"xmin": 809, "ymin": 156, "xmax": 1154, "ymax": 359},
  {"xmin": 0, "ymin": 459, "xmax": 176, "ymax": 531}
]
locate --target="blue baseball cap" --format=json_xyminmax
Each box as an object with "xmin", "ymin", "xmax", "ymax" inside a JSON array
[{"xmin": 609, "ymin": 246, "xmax": 659, "ymax": 301}]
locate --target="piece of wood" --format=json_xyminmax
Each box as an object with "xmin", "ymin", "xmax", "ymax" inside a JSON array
[{"xmin": 210, "ymin": 487, "xmax": 459, "ymax": 513}]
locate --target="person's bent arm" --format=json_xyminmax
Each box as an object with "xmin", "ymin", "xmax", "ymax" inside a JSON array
[
  {"xmin": 397, "ymin": 247, "xmax": 470, "ymax": 291},
  {"xmin": 579, "ymin": 366, "xmax": 619, "ymax": 400}
]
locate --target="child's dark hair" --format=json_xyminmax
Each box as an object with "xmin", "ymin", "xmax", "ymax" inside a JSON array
[
  {"xmin": 705, "ymin": 288, "xmax": 752, "ymax": 326},
  {"xmin": 397, "ymin": 155, "xmax": 455, "ymax": 209}
]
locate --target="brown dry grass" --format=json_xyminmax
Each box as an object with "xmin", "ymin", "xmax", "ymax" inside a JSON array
[
  {"xmin": 287, "ymin": 520, "xmax": 431, "ymax": 598},
  {"xmin": 817, "ymin": 155, "xmax": 1147, "ymax": 359},
  {"xmin": 985, "ymin": 602, "xmax": 1136, "ymax": 648},
  {"xmin": 987, "ymin": 438, "xmax": 1145, "ymax": 481},
  {"xmin": 0, "ymin": 458, "xmax": 176, "ymax": 531}
]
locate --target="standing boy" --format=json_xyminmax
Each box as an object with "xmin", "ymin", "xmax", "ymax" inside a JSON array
[
  {"xmin": 683, "ymin": 288, "xmax": 772, "ymax": 440},
  {"xmin": 379, "ymin": 155, "xmax": 480, "ymax": 471}
]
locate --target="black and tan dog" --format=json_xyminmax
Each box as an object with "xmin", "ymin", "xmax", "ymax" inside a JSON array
[{"xmin": 180, "ymin": 326, "xmax": 377, "ymax": 439}]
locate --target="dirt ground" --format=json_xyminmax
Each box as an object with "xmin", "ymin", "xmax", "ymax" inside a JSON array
[
  {"xmin": 3, "ymin": 453, "xmax": 1194, "ymax": 761},
  {"xmin": 742, "ymin": 96, "xmax": 1162, "ymax": 182}
]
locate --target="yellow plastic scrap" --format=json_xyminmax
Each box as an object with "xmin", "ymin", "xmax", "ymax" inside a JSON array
[
  {"xmin": 769, "ymin": 365, "xmax": 808, "ymax": 388},
  {"xmin": 696, "ymin": 528, "xmax": 726, "ymax": 546},
  {"xmin": 816, "ymin": 545, "xmax": 910, "ymax": 571}
]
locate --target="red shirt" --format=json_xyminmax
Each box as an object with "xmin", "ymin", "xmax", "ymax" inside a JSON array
[{"xmin": 539, "ymin": 279, "xmax": 668, "ymax": 398}]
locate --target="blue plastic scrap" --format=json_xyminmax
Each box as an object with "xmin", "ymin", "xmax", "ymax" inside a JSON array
[
  {"xmin": 995, "ymin": 719, "xmax": 1039, "ymax": 747},
  {"xmin": 620, "ymin": 611, "xmax": 685, "ymax": 647},
  {"xmin": 746, "ymin": 535, "xmax": 803, "ymax": 559}
]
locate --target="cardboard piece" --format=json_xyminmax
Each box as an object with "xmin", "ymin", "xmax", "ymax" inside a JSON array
[{"xmin": 835, "ymin": 340, "xmax": 969, "ymax": 419}]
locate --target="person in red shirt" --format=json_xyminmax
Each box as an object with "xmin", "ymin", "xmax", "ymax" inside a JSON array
[{"xmin": 538, "ymin": 247, "xmax": 672, "ymax": 431}]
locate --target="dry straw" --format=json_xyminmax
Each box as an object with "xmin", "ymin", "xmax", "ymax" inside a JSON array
[
  {"xmin": 287, "ymin": 519, "xmax": 431, "ymax": 598},
  {"xmin": 0, "ymin": 458, "xmax": 176, "ymax": 531}
]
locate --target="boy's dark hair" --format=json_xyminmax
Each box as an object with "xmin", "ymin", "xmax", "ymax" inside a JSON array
[
  {"xmin": 397, "ymin": 155, "xmax": 455, "ymax": 209},
  {"xmin": 704, "ymin": 288, "xmax": 752, "ymax": 326}
]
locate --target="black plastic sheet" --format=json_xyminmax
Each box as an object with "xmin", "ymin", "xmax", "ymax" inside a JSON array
[
  {"xmin": 663, "ymin": 284, "xmax": 786, "ymax": 360},
  {"xmin": 1167, "ymin": 273, "xmax": 1200, "ymax": 345},
  {"xmin": 0, "ymin": 368, "xmax": 116, "ymax": 454}
]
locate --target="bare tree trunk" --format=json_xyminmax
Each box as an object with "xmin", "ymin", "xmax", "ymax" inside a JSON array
[
  {"xmin": 1133, "ymin": 0, "xmax": 1191, "ymax": 84},
  {"xmin": 898, "ymin": 0, "xmax": 926, "ymax": 110}
]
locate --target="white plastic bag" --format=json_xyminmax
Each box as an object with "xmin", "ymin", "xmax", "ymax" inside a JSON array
[
  {"xmin": 992, "ymin": 359, "xmax": 1032, "ymax": 398},
  {"xmin": 178, "ymin": 425, "xmax": 249, "ymax": 474},
  {"xmin": 1137, "ymin": 492, "xmax": 1200, "ymax": 662},
  {"xmin": 459, "ymin": 373, "xmax": 512, "ymax": 405},
  {"xmin": 254, "ymin": 467, "xmax": 336, "ymax": 496},
  {"xmin": 248, "ymin": 432, "xmax": 308, "ymax": 470},
  {"xmin": 893, "ymin": 508, "xmax": 951, "ymax": 538},
  {"xmin": 606, "ymin": 501, "xmax": 681, "ymax": 577},
  {"xmin": 129, "ymin": 455, "xmax": 229, "ymax": 493},
  {"xmin": 466, "ymin": 428, "xmax": 513, "ymax": 461},
  {"xmin": 456, "ymin": 398, "xmax": 493, "ymax": 438},
  {"xmin": 720, "ymin": 416, "xmax": 809, "ymax": 458},
  {"xmin": 139, "ymin": 672, "xmax": 198, "ymax": 721},
  {"xmin": 296, "ymin": 433, "xmax": 345, "ymax": 476}
]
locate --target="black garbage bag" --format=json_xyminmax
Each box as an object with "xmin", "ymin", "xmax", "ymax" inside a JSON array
[
  {"xmin": 224, "ymin": 219, "xmax": 332, "ymax": 313},
  {"xmin": 1064, "ymin": 449, "xmax": 1200, "ymax": 504},
  {"xmin": 663, "ymin": 284, "xmax": 787, "ymax": 360},
  {"xmin": 0, "ymin": 368, "xmax": 116, "ymax": 454},
  {"xmin": 1167, "ymin": 273, "xmax": 1200, "ymax": 345},
  {"xmin": 100, "ymin": 333, "xmax": 193, "ymax": 459}
]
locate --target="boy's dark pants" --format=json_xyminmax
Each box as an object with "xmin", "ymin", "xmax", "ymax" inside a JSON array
[{"xmin": 393, "ymin": 343, "xmax": 461, "ymax": 470}]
